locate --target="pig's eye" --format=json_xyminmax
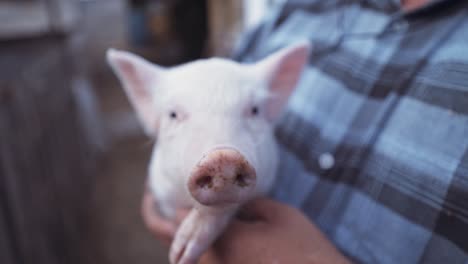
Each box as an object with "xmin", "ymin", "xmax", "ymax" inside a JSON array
[
  {"xmin": 251, "ymin": 106, "xmax": 259, "ymax": 116},
  {"xmin": 169, "ymin": 111, "xmax": 178, "ymax": 119}
]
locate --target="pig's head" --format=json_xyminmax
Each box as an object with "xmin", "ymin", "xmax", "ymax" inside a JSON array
[{"xmin": 107, "ymin": 43, "xmax": 310, "ymax": 208}]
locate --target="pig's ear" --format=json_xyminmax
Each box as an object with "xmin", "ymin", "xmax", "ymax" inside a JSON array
[
  {"xmin": 107, "ymin": 49, "xmax": 163, "ymax": 136},
  {"xmin": 254, "ymin": 42, "xmax": 310, "ymax": 121}
]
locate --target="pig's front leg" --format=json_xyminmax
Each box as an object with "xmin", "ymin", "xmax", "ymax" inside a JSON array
[{"xmin": 169, "ymin": 206, "xmax": 237, "ymax": 264}]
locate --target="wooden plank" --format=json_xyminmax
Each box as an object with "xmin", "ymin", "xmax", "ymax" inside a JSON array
[{"xmin": 206, "ymin": 0, "xmax": 244, "ymax": 57}]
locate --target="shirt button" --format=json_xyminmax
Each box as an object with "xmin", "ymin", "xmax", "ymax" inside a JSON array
[{"xmin": 318, "ymin": 152, "xmax": 335, "ymax": 170}]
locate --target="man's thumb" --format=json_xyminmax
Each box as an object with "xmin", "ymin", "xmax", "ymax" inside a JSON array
[{"xmin": 239, "ymin": 198, "xmax": 290, "ymax": 223}]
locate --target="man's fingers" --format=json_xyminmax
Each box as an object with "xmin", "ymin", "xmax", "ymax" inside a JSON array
[{"xmin": 141, "ymin": 191, "xmax": 177, "ymax": 238}]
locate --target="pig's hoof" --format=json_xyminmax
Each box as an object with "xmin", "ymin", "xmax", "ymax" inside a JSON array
[
  {"xmin": 169, "ymin": 209, "xmax": 229, "ymax": 264},
  {"xmin": 169, "ymin": 211, "xmax": 207, "ymax": 264},
  {"xmin": 170, "ymin": 235, "xmax": 196, "ymax": 264}
]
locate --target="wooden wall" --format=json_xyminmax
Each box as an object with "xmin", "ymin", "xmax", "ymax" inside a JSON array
[{"xmin": 0, "ymin": 36, "xmax": 97, "ymax": 264}]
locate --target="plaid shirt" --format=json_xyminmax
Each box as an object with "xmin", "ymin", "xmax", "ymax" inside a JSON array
[{"xmin": 234, "ymin": 0, "xmax": 468, "ymax": 263}]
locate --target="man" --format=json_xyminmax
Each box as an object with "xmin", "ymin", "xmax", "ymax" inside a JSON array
[{"xmin": 142, "ymin": 0, "xmax": 468, "ymax": 263}]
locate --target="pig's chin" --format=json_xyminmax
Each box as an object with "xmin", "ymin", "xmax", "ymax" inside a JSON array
[{"xmin": 190, "ymin": 183, "xmax": 256, "ymax": 206}]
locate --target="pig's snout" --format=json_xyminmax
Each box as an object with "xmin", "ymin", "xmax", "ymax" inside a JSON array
[{"xmin": 188, "ymin": 148, "xmax": 256, "ymax": 206}]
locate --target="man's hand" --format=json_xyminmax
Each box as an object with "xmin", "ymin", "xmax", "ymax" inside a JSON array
[
  {"xmin": 141, "ymin": 188, "xmax": 188, "ymax": 245},
  {"xmin": 200, "ymin": 198, "xmax": 350, "ymax": 264},
  {"xmin": 142, "ymin": 189, "xmax": 349, "ymax": 264}
]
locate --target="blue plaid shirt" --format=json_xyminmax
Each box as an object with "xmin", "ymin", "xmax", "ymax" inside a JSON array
[{"xmin": 235, "ymin": 0, "xmax": 468, "ymax": 263}]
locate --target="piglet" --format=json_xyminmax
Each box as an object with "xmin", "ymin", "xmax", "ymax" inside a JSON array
[{"xmin": 107, "ymin": 42, "xmax": 310, "ymax": 264}]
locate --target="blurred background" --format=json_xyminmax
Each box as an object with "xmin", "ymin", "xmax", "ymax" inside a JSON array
[{"xmin": 0, "ymin": 0, "xmax": 280, "ymax": 263}]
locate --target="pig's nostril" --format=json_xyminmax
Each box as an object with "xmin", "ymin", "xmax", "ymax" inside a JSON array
[
  {"xmin": 196, "ymin": 175, "xmax": 213, "ymax": 189},
  {"xmin": 235, "ymin": 173, "xmax": 249, "ymax": 187}
]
